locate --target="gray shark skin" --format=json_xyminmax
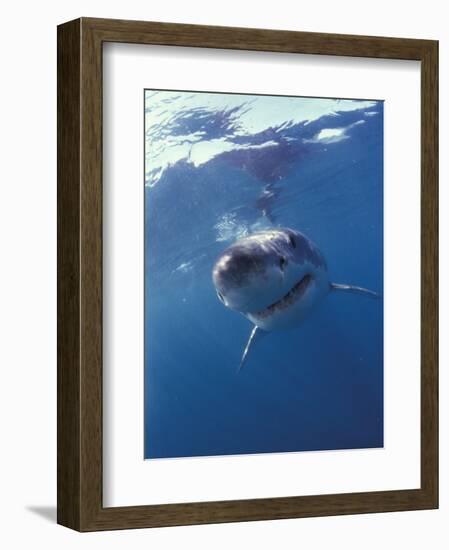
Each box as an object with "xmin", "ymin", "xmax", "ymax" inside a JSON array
[{"xmin": 212, "ymin": 228, "xmax": 379, "ymax": 370}]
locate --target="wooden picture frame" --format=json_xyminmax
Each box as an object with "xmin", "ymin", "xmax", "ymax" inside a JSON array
[{"xmin": 57, "ymin": 17, "xmax": 438, "ymax": 531}]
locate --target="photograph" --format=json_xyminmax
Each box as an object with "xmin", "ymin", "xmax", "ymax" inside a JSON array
[
  {"xmin": 144, "ymin": 90, "xmax": 384, "ymax": 460},
  {"xmin": 0, "ymin": 0, "xmax": 441, "ymax": 541}
]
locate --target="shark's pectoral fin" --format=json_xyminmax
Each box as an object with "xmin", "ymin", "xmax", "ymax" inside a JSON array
[
  {"xmin": 330, "ymin": 282, "xmax": 381, "ymax": 299},
  {"xmin": 239, "ymin": 325, "xmax": 266, "ymax": 372}
]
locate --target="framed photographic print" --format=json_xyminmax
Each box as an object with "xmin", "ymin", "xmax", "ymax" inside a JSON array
[{"xmin": 57, "ymin": 17, "xmax": 438, "ymax": 531}]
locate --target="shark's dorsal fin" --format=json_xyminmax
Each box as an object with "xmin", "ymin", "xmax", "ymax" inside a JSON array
[
  {"xmin": 239, "ymin": 326, "xmax": 266, "ymax": 372},
  {"xmin": 330, "ymin": 282, "xmax": 380, "ymax": 299}
]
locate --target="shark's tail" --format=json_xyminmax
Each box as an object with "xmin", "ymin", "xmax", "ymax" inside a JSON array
[{"xmin": 330, "ymin": 282, "xmax": 381, "ymax": 299}]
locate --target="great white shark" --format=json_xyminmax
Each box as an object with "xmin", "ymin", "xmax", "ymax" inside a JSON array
[{"xmin": 212, "ymin": 228, "xmax": 380, "ymax": 370}]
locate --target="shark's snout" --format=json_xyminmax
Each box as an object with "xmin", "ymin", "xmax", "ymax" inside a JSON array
[
  {"xmin": 213, "ymin": 249, "xmax": 265, "ymax": 293},
  {"xmin": 212, "ymin": 247, "xmax": 271, "ymax": 312}
]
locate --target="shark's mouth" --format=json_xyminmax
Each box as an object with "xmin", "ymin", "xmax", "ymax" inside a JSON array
[{"xmin": 251, "ymin": 274, "xmax": 312, "ymax": 319}]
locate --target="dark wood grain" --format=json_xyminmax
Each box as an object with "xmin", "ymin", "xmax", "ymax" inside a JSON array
[
  {"xmin": 420, "ymin": 40, "xmax": 439, "ymax": 504},
  {"xmin": 83, "ymin": 17, "xmax": 434, "ymax": 59},
  {"xmin": 57, "ymin": 18, "xmax": 81, "ymax": 531},
  {"xmin": 57, "ymin": 17, "xmax": 438, "ymax": 532}
]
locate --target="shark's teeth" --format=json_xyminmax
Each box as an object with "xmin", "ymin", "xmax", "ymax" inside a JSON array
[{"xmin": 252, "ymin": 274, "xmax": 312, "ymax": 319}]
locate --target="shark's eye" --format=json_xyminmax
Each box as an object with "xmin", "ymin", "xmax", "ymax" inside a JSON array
[
  {"xmin": 289, "ymin": 235, "xmax": 296, "ymax": 248},
  {"xmin": 217, "ymin": 291, "xmax": 225, "ymax": 303},
  {"xmin": 279, "ymin": 257, "xmax": 287, "ymax": 270}
]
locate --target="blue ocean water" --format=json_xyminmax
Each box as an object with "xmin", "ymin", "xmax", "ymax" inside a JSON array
[{"xmin": 144, "ymin": 91, "xmax": 383, "ymax": 459}]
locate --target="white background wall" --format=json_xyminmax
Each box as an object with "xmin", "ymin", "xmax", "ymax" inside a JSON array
[{"xmin": 0, "ymin": 1, "xmax": 446, "ymax": 548}]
